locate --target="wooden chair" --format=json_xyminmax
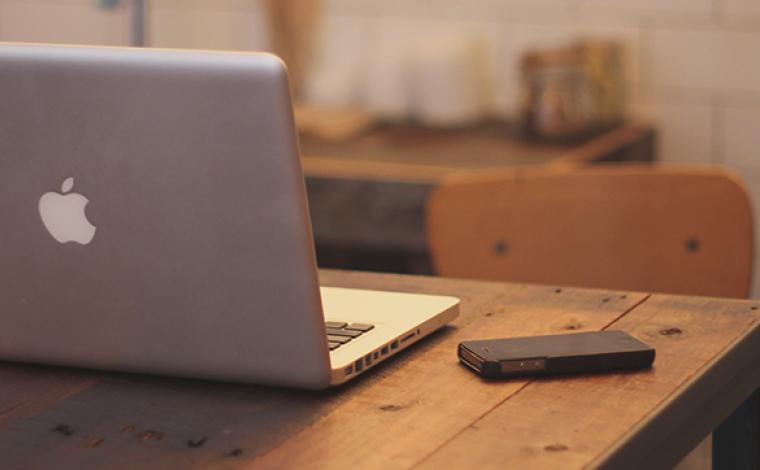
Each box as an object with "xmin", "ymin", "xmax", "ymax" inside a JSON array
[{"xmin": 427, "ymin": 166, "xmax": 753, "ymax": 298}]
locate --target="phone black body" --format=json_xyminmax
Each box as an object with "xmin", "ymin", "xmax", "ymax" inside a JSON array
[{"xmin": 458, "ymin": 330, "xmax": 655, "ymax": 379}]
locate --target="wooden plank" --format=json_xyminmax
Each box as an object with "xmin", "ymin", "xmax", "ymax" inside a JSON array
[
  {"xmin": 597, "ymin": 306, "xmax": 760, "ymax": 469},
  {"xmin": 252, "ymin": 283, "xmax": 648, "ymax": 468},
  {"xmin": 416, "ymin": 295, "xmax": 760, "ymax": 470},
  {"xmin": 1, "ymin": 271, "xmax": 755, "ymax": 469}
]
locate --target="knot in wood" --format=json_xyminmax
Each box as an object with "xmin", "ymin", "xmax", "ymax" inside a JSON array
[
  {"xmin": 51, "ymin": 424, "xmax": 74, "ymax": 436},
  {"xmin": 379, "ymin": 404, "xmax": 403, "ymax": 412},
  {"xmin": 139, "ymin": 430, "xmax": 164, "ymax": 442},
  {"xmin": 544, "ymin": 443, "xmax": 569, "ymax": 452},
  {"xmin": 659, "ymin": 327, "xmax": 683, "ymax": 336},
  {"xmin": 188, "ymin": 437, "xmax": 207, "ymax": 448},
  {"xmin": 87, "ymin": 438, "xmax": 104, "ymax": 448}
]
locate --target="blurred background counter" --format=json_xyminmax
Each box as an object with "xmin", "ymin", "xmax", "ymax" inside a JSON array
[{"xmin": 301, "ymin": 121, "xmax": 656, "ymax": 274}]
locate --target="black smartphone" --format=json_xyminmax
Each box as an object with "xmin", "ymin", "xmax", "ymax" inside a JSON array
[{"xmin": 458, "ymin": 330, "xmax": 655, "ymax": 379}]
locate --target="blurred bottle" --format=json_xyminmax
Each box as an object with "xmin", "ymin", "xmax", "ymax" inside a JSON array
[{"xmin": 519, "ymin": 40, "xmax": 625, "ymax": 141}]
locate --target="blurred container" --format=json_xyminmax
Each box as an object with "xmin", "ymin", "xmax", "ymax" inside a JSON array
[
  {"xmin": 365, "ymin": 42, "xmax": 411, "ymax": 121},
  {"xmin": 407, "ymin": 34, "xmax": 487, "ymax": 128},
  {"xmin": 519, "ymin": 40, "xmax": 625, "ymax": 141},
  {"xmin": 364, "ymin": 32, "xmax": 488, "ymax": 127}
]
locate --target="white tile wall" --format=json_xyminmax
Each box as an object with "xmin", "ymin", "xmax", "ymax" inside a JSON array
[
  {"xmin": 649, "ymin": 29, "xmax": 760, "ymax": 96},
  {"xmin": 577, "ymin": 0, "xmax": 712, "ymax": 16},
  {"xmin": 368, "ymin": 17, "xmax": 501, "ymax": 117},
  {"xmin": 326, "ymin": 0, "xmax": 573, "ymax": 22},
  {"xmin": 303, "ymin": 15, "xmax": 372, "ymax": 107},
  {"xmin": 722, "ymin": 106, "xmax": 760, "ymax": 169},
  {"xmin": 724, "ymin": 0, "xmax": 760, "ymax": 18},
  {"xmin": 635, "ymin": 101, "xmax": 714, "ymax": 165},
  {"xmin": 150, "ymin": 1, "xmax": 268, "ymax": 51},
  {"xmin": 0, "ymin": 0, "xmax": 130, "ymax": 46}
]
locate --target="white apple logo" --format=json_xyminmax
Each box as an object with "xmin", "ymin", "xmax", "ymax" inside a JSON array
[{"xmin": 38, "ymin": 177, "xmax": 97, "ymax": 245}]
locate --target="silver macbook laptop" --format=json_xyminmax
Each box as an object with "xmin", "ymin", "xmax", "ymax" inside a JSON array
[{"xmin": 0, "ymin": 44, "xmax": 459, "ymax": 389}]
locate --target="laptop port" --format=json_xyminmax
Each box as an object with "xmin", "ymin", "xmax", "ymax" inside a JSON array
[
  {"xmin": 373, "ymin": 351, "xmax": 379, "ymax": 360},
  {"xmin": 345, "ymin": 365, "xmax": 353, "ymax": 375},
  {"xmin": 365, "ymin": 354, "xmax": 372, "ymax": 366},
  {"xmin": 381, "ymin": 345, "xmax": 389, "ymax": 355},
  {"xmin": 390, "ymin": 340, "xmax": 399, "ymax": 350},
  {"xmin": 355, "ymin": 359, "xmax": 364, "ymax": 372},
  {"xmin": 400, "ymin": 331, "xmax": 416, "ymax": 343}
]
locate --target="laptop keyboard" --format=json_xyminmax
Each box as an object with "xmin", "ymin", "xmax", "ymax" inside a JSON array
[{"xmin": 326, "ymin": 321, "xmax": 374, "ymax": 351}]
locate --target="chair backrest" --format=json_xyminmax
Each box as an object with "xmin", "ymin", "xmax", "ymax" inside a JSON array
[{"xmin": 427, "ymin": 166, "xmax": 754, "ymax": 298}]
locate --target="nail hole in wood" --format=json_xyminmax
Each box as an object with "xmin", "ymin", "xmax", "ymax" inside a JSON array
[
  {"xmin": 686, "ymin": 237, "xmax": 700, "ymax": 253},
  {"xmin": 188, "ymin": 437, "xmax": 207, "ymax": 448},
  {"xmin": 752, "ymin": 306, "xmax": 759, "ymax": 310},
  {"xmin": 51, "ymin": 424, "xmax": 74, "ymax": 436},
  {"xmin": 554, "ymin": 288, "xmax": 562, "ymax": 293},
  {"xmin": 492, "ymin": 240, "xmax": 508, "ymax": 255},
  {"xmin": 226, "ymin": 448, "xmax": 244, "ymax": 457}
]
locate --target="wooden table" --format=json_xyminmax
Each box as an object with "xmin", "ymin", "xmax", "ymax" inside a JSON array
[
  {"xmin": 301, "ymin": 123, "xmax": 656, "ymax": 274},
  {"xmin": 0, "ymin": 270, "xmax": 757, "ymax": 469}
]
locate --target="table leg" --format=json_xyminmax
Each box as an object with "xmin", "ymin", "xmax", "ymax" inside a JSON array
[{"xmin": 713, "ymin": 389, "xmax": 760, "ymax": 469}]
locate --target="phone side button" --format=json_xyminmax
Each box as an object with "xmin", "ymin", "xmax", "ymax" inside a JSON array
[{"xmin": 500, "ymin": 358, "xmax": 547, "ymax": 373}]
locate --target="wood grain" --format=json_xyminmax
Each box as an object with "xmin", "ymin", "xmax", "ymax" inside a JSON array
[
  {"xmin": 0, "ymin": 270, "xmax": 757, "ymax": 469},
  {"xmin": 0, "ymin": 365, "xmax": 97, "ymax": 428},
  {"xmin": 417, "ymin": 295, "xmax": 760, "ymax": 470},
  {"xmin": 252, "ymin": 276, "xmax": 648, "ymax": 469}
]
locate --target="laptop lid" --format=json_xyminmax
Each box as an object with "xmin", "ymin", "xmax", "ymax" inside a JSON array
[{"xmin": 0, "ymin": 44, "xmax": 331, "ymax": 389}]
